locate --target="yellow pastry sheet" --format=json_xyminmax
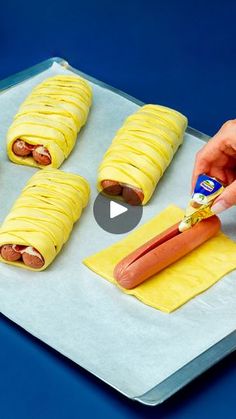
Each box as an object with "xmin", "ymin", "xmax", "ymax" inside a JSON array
[
  {"xmin": 0, "ymin": 168, "xmax": 90, "ymax": 271},
  {"xmin": 7, "ymin": 75, "xmax": 92, "ymax": 168},
  {"xmin": 97, "ymin": 105, "xmax": 188, "ymax": 204},
  {"xmin": 83, "ymin": 205, "xmax": 236, "ymax": 312}
]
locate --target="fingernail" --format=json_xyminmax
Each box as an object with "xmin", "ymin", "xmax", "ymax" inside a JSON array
[{"xmin": 211, "ymin": 200, "xmax": 228, "ymax": 214}]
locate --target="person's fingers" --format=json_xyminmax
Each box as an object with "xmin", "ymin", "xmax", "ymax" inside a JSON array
[
  {"xmin": 205, "ymin": 167, "xmax": 227, "ymax": 185},
  {"xmin": 191, "ymin": 153, "xmax": 210, "ymax": 192},
  {"xmin": 191, "ymin": 128, "xmax": 234, "ymax": 191},
  {"xmin": 191, "ymin": 140, "xmax": 219, "ymax": 191},
  {"xmin": 217, "ymin": 120, "xmax": 236, "ymax": 147},
  {"xmin": 225, "ymin": 168, "xmax": 236, "ymax": 185},
  {"xmin": 211, "ymin": 180, "xmax": 236, "ymax": 214}
]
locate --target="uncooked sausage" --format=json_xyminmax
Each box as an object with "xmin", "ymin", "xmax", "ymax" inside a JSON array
[
  {"xmin": 122, "ymin": 186, "xmax": 144, "ymax": 205},
  {"xmin": 114, "ymin": 216, "xmax": 221, "ymax": 289},
  {"xmin": 101, "ymin": 180, "xmax": 144, "ymax": 205},
  {"xmin": 13, "ymin": 140, "xmax": 51, "ymax": 165},
  {"xmin": 32, "ymin": 146, "xmax": 51, "ymax": 165},
  {"xmin": 1, "ymin": 244, "xmax": 44, "ymax": 268},
  {"xmin": 101, "ymin": 180, "xmax": 122, "ymax": 196}
]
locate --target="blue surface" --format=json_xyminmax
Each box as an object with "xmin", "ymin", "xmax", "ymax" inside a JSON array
[{"xmin": 0, "ymin": 0, "xmax": 236, "ymax": 417}]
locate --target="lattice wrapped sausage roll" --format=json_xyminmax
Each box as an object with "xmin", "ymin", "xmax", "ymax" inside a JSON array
[
  {"xmin": 0, "ymin": 169, "xmax": 90, "ymax": 270},
  {"xmin": 7, "ymin": 75, "xmax": 92, "ymax": 168},
  {"xmin": 98, "ymin": 105, "xmax": 188, "ymax": 205}
]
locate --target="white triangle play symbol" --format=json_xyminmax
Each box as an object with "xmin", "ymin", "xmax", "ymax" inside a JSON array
[{"xmin": 110, "ymin": 201, "xmax": 128, "ymax": 219}]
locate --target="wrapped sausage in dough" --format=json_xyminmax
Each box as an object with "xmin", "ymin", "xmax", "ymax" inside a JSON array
[
  {"xmin": 7, "ymin": 75, "xmax": 92, "ymax": 168},
  {"xmin": 0, "ymin": 168, "xmax": 90, "ymax": 270},
  {"xmin": 98, "ymin": 104, "xmax": 187, "ymax": 205}
]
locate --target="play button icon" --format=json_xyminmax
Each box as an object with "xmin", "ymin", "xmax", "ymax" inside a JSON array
[
  {"xmin": 93, "ymin": 192, "xmax": 143, "ymax": 234},
  {"xmin": 110, "ymin": 201, "xmax": 128, "ymax": 219}
]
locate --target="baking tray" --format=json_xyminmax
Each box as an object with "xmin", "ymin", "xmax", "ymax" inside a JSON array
[{"xmin": 0, "ymin": 57, "xmax": 235, "ymax": 406}]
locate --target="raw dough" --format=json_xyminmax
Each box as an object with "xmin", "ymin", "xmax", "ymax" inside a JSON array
[
  {"xmin": 7, "ymin": 75, "xmax": 92, "ymax": 168},
  {"xmin": 97, "ymin": 105, "xmax": 187, "ymax": 204},
  {"xmin": 0, "ymin": 168, "xmax": 90, "ymax": 270},
  {"xmin": 83, "ymin": 205, "xmax": 236, "ymax": 312}
]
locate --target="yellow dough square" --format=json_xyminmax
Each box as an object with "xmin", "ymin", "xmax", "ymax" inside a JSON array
[{"xmin": 83, "ymin": 205, "xmax": 236, "ymax": 312}]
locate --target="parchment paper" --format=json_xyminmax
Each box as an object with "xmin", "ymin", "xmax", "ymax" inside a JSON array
[{"xmin": 0, "ymin": 62, "xmax": 236, "ymax": 398}]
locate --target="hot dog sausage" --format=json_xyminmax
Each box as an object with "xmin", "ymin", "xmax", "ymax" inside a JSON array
[
  {"xmin": 22, "ymin": 247, "xmax": 45, "ymax": 268},
  {"xmin": 32, "ymin": 146, "xmax": 51, "ymax": 165},
  {"xmin": 101, "ymin": 180, "xmax": 122, "ymax": 196},
  {"xmin": 1, "ymin": 244, "xmax": 22, "ymax": 261},
  {"xmin": 12, "ymin": 140, "xmax": 51, "ymax": 166},
  {"xmin": 12, "ymin": 140, "xmax": 33, "ymax": 156},
  {"xmin": 122, "ymin": 186, "xmax": 144, "ymax": 206},
  {"xmin": 101, "ymin": 180, "xmax": 144, "ymax": 205},
  {"xmin": 114, "ymin": 216, "xmax": 220, "ymax": 289},
  {"xmin": 115, "ymin": 223, "xmax": 181, "ymax": 271},
  {"xmin": 1, "ymin": 244, "xmax": 44, "ymax": 269}
]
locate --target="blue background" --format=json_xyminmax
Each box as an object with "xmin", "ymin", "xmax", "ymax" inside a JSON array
[{"xmin": 1, "ymin": 0, "xmax": 236, "ymax": 417}]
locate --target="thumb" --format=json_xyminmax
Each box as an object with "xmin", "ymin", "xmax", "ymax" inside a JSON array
[{"xmin": 211, "ymin": 181, "xmax": 236, "ymax": 214}]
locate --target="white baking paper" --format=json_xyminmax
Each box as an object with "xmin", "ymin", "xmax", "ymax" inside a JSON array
[{"xmin": 0, "ymin": 62, "xmax": 236, "ymax": 399}]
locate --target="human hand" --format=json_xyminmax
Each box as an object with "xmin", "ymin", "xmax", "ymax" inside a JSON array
[{"xmin": 192, "ymin": 120, "xmax": 236, "ymax": 213}]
